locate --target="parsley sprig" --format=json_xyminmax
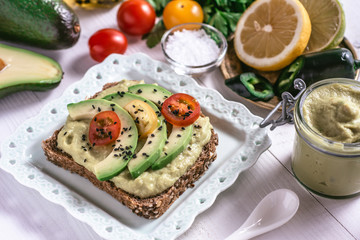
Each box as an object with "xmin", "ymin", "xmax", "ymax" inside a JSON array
[{"xmin": 143, "ymin": 0, "xmax": 254, "ymax": 48}]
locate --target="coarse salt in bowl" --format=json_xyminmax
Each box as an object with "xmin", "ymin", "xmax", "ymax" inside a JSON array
[{"xmin": 161, "ymin": 22, "xmax": 227, "ymax": 76}]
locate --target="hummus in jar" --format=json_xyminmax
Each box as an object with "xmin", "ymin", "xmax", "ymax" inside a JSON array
[{"xmin": 292, "ymin": 79, "xmax": 360, "ymax": 197}]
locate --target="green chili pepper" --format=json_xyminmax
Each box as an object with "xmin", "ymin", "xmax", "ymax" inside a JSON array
[
  {"xmin": 274, "ymin": 48, "xmax": 360, "ymax": 97},
  {"xmin": 225, "ymin": 72, "xmax": 274, "ymax": 101}
]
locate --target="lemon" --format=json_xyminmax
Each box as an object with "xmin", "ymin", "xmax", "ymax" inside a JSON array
[
  {"xmin": 299, "ymin": 0, "xmax": 345, "ymax": 53},
  {"xmin": 234, "ymin": 0, "xmax": 311, "ymax": 72}
]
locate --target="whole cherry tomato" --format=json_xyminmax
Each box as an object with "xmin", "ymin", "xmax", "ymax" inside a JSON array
[
  {"xmin": 161, "ymin": 93, "xmax": 201, "ymax": 127},
  {"xmin": 89, "ymin": 111, "xmax": 121, "ymax": 146},
  {"xmin": 117, "ymin": 0, "xmax": 156, "ymax": 35},
  {"xmin": 163, "ymin": 0, "xmax": 204, "ymax": 29},
  {"xmin": 88, "ymin": 28, "xmax": 127, "ymax": 62}
]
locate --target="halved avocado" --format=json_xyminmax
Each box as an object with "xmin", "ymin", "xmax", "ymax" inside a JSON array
[{"xmin": 0, "ymin": 43, "xmax": 63, "ymax": 98}]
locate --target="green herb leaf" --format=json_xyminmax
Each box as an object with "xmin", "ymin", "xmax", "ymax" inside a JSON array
[
  {"xmin": 210, "ymin": 10, "xmax": 228, "ymax": 37},
  {"xmin": 219, "ymin": 11, "xmax": 242, "ymax": 33},
  {"xmin": 142, "ymin": 20, "xmax": 167, "ymax": 48}
]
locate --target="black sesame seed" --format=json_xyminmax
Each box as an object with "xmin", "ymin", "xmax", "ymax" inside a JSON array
[
  {"xmin": 132, "ymin": 154, "xmax": 137, "ymax": 158},
  {"xmin": 154, "ymin": 89, "xmax": 157, "ymax": 92},
  {"xmin": 128, "ymin": 134, "xmax": 132, "ymax": 137},
  {"xmin": 165, "ymin": 141, "xmax": 169, "ymax": 144},
  {"xmin": 177, "ymin": 134, "xmax": 181, "ymax": 137},
  {"xmin": 181, "ymin": 127, "xmax": 185, "ymax": 130},
  {"xmin": 94, "ymin": 117, "xmax": 97, "ymax": 122},
  {"xmin": 148, "ymin": 141, "xmax": 152, "ymax": 144},
  {"xmin": 110, "ymin": 103, "xmax": 115, "ymax": 106},
  {"xmin": 92, "ymin": 105, "xmax": 95, "ymax": 109},
  {"xmin": 63, "ymin": 131, "xmax": 67, "ymax": 136},
  {"xmin": 98, "ymin": 107, "xmax": 101, "ymax": 112},
  {"xmin": 137, "ymin": 89, "xmax": 142, "ymax": 93},
  {"xmin": 151, "ymin": 133, "xmax": 155, "ymax": 137},
  {"xmin": 84, "ymin": 159, "xmax": 87, "ymax": 162},
  {"xmin": 164, "ymin": 152, "xmax": 168, "ymax": 156}
]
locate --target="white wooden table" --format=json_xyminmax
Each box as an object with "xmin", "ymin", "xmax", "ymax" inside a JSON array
[{"xmin": 1, "ymin": 1, "xmax": 360, "ymax": 239}]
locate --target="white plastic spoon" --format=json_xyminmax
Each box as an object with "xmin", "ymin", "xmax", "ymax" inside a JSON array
[{"xmin": 226, "ymin": 189, "xmax": 299, "ymax": 240}]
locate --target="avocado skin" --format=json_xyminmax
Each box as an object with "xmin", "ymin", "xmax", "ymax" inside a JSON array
[
  {"xmin": 0, "ymin": 81, "xmax": 61, "ymax": 98},
  {"xmin": 0, "ymin": 0, "xmax": 81, "ymax": 49}
]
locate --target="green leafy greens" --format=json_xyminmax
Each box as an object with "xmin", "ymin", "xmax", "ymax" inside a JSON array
[{"xmin": 144, "ymin": 0, "xmax": 254, "ymax": 48}]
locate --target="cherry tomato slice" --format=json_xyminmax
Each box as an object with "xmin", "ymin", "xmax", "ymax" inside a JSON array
[
  {"xmin": 89, "ymin": 111, "xmax": 121, "ymax": 146},
  {"xmin": 124, "ymin": 99, "xmax": 158, "ymax": 138},
  {"xmin": 161, "ymin": 93, "xmax": 201, "ymax": 127}
]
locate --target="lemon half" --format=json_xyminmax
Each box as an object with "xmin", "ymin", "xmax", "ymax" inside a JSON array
[
  {"xmin": 234, "ymin": 0, "xmax": 311, "ymax": 72},
  {"xmin": 300, "ymin": 0, "xmax": 345, "ymax": 53}
]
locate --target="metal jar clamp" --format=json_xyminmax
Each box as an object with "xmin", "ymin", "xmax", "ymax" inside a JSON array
[{"xmin": 259, "ymin": 78, "xmax": 307, "ymax": 130}]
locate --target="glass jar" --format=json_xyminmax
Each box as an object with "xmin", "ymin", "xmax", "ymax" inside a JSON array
[{"xmin": 292, "ymin": 78, "xmax": 360, "ymax": 198}]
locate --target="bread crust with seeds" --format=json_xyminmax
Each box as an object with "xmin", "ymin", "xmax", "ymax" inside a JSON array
[{"xmin": 41, "ymin": 82, "xmax": 218, "ymax": 219}]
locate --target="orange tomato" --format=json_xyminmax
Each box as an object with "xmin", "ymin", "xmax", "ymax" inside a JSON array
[{"xmin": 163, "ymin": 0, "xmax": 204, "ymax": 29}]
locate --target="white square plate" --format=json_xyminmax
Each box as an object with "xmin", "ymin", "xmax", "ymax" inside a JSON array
[{"xmin": 0, "ymin": 53, "xmax": 271, "ymax": 240}]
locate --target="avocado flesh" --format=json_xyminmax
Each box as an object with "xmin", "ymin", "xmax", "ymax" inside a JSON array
[
  {"xmin": 129, "ymin": 84, "xmax": 193, "ymax": 169},
  {"xmin": 103, "ymin": 92, "xmax": 168, "ymax": 179},
  {"xmin": 0, "ymin": 43, "xmax": 63, "ymax": 98},
  {"xmin": 67, "ymin": 99, "xmax": 138, "ymax": 181},
  {"xmin": 0, "ymin": 0, "xmax": 80, "ymax": 49}
]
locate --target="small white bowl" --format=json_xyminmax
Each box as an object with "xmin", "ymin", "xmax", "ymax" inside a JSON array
[{"xmin": 161, "ymin": 22, "xmax": 227, "ymax": 76}]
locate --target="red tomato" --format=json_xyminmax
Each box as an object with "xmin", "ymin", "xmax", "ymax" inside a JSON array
[
  {"xmin": 163, "ymin": 0, "xmax": 204, "ymax": 29},
  {"xmin": 89, "ymin": 111, "xmax": 121, "ymax": 146},
  {"xmin": 117, "ymin": 0, "xmax": 156, "ymax": 35},
  {"xmin": 88, "ymin": 28, "xmax": 127, "ymax": 62},
  {"xmin": 161, "ymin": 93, "xmax": 201, "ymax": 126}
]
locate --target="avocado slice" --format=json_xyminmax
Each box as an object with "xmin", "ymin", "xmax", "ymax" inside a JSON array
[
  {"xmin": 0, "ymin": 0, "xmax": 80, "ymax": 49},
  {"xmin": 0, "ymin": 43, "xmax": 63, "ymax": 98},
  {"xmin": 152, "ymin": 125, "xmax": 193, "ymax": 170},
  {"xmin": 103, "ymin": 92, "xmax": 167, "ymax": 178},
  {"xmin": 128, "ymin": 84, "xmax": 172, "ymax": 107},
  {"xmin": 128, "ymin": 84, "xmax": 194, "ymax": 169},
  {"xmin": 67, "ymin": 99, "xmax": 138, "ymax": 181}
]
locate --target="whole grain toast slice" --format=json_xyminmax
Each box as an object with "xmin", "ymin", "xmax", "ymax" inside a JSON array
[
  {"xmin": 41, "ymin": 81, "xmax": 218, "ymax": 219},
  {"xmin": 42, "ymin": 128, "xmax": 217, "ymax": 219}
]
